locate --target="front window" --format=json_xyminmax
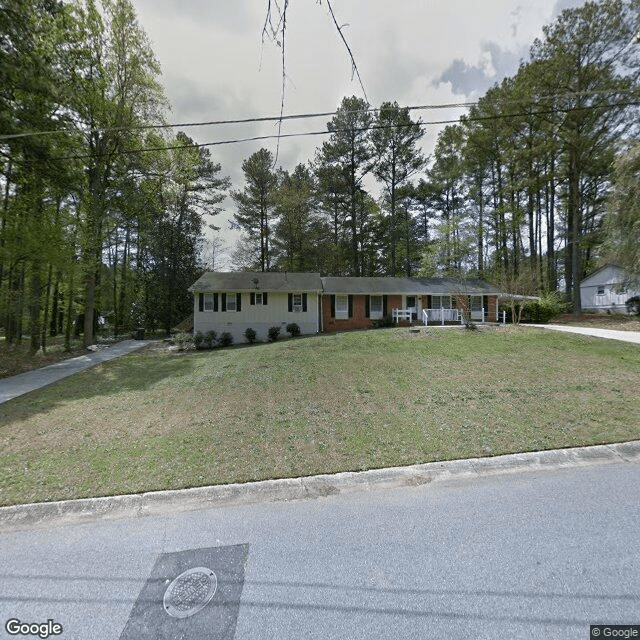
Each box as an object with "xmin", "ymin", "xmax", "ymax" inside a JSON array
[
  {"xmin": 203, "ymin": 294, "xmax": 214, "ymax": 311},
  {"xmin": 226, "ymin": 293, "xmax": 236, "ymax": 312},
  {"xmin": 370, "ymin": 295, "xmax": 383, "ymax": 319},
  {"xmin": 336, "ymin": 294, "xmax": 348, "ymax": 319},
  {"xmin": 597, "ymin": 286, "xmax": 605, "ymax": 295},
  {"xmin": 292, "ymin": 293, "xmax": 303, "ymax": 312},
  {"xmin": 432, "ymin": 295, "xmax": 452, "ymax": 309}
]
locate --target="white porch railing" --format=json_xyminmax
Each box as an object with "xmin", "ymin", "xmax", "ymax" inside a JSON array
[
  {"xmin": 392, "ymin": 308, "xmax": 413, "ymax": 323},
  {"xmin": 422, "ymin": 308, "xmax": 463, "ymax": 325},
  {"xmin": 422, "ymin": 308, "xmax": 507, "ymax": 325}
]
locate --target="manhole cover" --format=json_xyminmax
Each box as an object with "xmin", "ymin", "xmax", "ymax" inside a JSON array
[{"xmin": 163, "ymin": 567, "xmax": 217, "ymax": 619}]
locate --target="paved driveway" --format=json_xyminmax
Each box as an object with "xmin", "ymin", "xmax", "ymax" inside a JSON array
[
  {"xmin": 0, "ymin": 340, "xmax": 154, "ymax": 404},
  {"xmin": 527, "ymin": 324, "xmax": 640, "ymax": 344}
]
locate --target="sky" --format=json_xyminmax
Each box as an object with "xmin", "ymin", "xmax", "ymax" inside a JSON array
[{"xmin": 131, "ymin": 0, "xmax": 583, "ymax": 268}]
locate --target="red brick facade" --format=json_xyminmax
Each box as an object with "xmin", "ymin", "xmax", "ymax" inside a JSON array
[
  {"xmin": 322, "ymin": 293, "xmax": 412, "ymax": 332},
  {"xmin": 322, "ymin": 294, "xmax": 372, "ymax": 332},
  {"xmin": 322, "ymin": 293, "xmax": 499, "ymax": 331}
]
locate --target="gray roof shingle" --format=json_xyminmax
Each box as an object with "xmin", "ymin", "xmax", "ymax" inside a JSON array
[
  {"xmin": 189, "ymin": 272, "xmax": 323, "ymax": 292},
  {"xmin": 321, "ymin": 276, "xmax": 499, "ymax": 295},
  {"xmin": 189, "ymin": 272, "xmax": 499, "ymax": 295}
]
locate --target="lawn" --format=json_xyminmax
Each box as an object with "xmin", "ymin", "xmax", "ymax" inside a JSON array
[{"xmin": 1, "ymin": 325, "xmax": 639, "ymax": 507}]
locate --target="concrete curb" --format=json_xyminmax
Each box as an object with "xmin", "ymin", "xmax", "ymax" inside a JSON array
[{"xmin": 2, "ymin": 441, "xmax": 639, "ymax": 533}]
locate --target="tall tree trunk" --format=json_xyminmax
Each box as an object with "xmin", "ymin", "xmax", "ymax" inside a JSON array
[
  {"xmin": 546, "ymin": 158, "xmax": 557, "ymax": 291},
  {"xmin": 64, "ymin": 266, "xmax": 74, "ymax": 352},
  {"xmin": 41, "ymin": 263, "xmax": 53, "ymax": 353},
  {"xmin": 568, "ymin": 145, "xmax": 582, "ymax": 315}
]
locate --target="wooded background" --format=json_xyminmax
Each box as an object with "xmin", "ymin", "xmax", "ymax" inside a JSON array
[{"xmin": 1, "ymin": 0, "xmax": 639, "ymax": 351}]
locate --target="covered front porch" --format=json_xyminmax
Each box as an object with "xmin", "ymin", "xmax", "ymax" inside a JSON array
[{"xmin": 392, "ymin": 294, "xmax": 503, "ymax": 326}]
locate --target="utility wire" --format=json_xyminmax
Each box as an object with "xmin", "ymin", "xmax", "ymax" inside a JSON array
[
  {"xmin": 0, "ymin": 102, "xmax": 476, "ymax": 142},
  {"xmin": 45, "ymin": 98, "xmax": 640, "ymax": 163},
  {"xmin": 3, "ymin": 88, "xmax": 637, "ymax": 142}
]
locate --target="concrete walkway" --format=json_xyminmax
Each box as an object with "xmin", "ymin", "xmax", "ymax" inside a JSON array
[
  {"xmin": 527, "ymin": 323, "xmax": 640, "ymax": 344},
  {"xmin": 0, "ymin": 340, "xmax": 154, "ymax": 404}
]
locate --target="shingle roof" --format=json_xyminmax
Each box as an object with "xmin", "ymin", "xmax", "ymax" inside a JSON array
[
  {"xmin": 321, "ymin": 276, "xmax": 499, "ymax": 295},
  {"xmin": 189, "ymin": 272, "xmax": 500, "ymax": 295},
  {"xmin": 188, "ymin": 272, "xmax": 323, "ymax": 293}
]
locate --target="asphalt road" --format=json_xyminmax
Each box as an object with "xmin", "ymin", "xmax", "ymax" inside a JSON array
[{"xmin": 1, "ymin": 460, "xmax": 638, "ymax": 640}]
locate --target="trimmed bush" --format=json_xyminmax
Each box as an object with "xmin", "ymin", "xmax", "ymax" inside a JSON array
[
  {"xmin": 522, "ymin": 292, "xmax": 567, "ymax": 323},
  {"xmin": 174, "ymin": 332, "xmax": 194, "ymax": 351},
  {"xmin": 626, "ymin": 296, "xmax": 640, "ymax": 316},
  {"xmin": 374, "ymin": 314, "xmax": 394, "ymax": 328},
  {"xmin": 286, "ymin": 322, "xmax": 301, "ymax": 337},
  {"xmin": 267, "ymin": 326, "xmax": 281, "ymax": 342},
  {"xmin": 195, "ymin": 330, "xmax": 217, "ymax": 350},
  {"xmin": 206, "ymin": 330, "xmax": 217, "ymax": 346},
  {"xmin": 218, "ymin": 332, "xmax": 233, "ymax": 348},
  {"xmin": 244, "ymin": 327, "xmax": 257, "ymax": 343}
]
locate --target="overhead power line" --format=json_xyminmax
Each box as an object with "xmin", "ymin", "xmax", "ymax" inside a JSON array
[
  {"xmin": 0, "ymin": 102, "xmax": 476, "ymax": 142},
  {"xmin": 43, "ymin": 98, "xmax": 640, "ymax": 163},
  {"xmin": 2, "ymin": 88, "xmax": 637, "ymax": 142}
]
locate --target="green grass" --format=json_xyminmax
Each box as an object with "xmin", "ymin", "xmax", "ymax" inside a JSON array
[{"xmin": 1, "ymin": 326, "xmax": 639, "ymax": 506}]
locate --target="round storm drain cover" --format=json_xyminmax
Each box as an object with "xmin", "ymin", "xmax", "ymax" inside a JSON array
[{"xmin": 163, "ymin": 567, "xmax": 217, "ymax": 618}]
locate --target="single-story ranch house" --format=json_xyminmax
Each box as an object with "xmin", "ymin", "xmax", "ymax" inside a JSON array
[
  {"xmin": 189, "ymin": 272, "xmax": 500, "ymax": 342},
  {"xmin": 580, "ymin": 264, "xmax": 640, "ymax": 313}
]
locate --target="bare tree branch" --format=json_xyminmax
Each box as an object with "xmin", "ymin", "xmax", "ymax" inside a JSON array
[
  {"xmin": 262, "ymin": 0, "xmax": 368, "ymax": 164},
  {"xmin": 323, "ymin": 0, "xmax": 369, "ymax": 102}
]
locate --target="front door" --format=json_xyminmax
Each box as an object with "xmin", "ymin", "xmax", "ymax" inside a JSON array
[
  {"xmin": 471, "ymin": 295, "xmax": 483, "ymax": 320},
  {"xmin": 406, "ymin": 296, "xmax": 416, "ymax": 319}
]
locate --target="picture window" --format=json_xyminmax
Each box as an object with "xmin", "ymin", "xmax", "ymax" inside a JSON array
[
  {"xmin": 370, "ymin": 295, "xmax": 383, "ymax": 318},
  {"xmin": 335, "ymin": 294, "xmax": 349, "ymax": 319}
]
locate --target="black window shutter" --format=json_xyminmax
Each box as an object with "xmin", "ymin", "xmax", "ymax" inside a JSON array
[
  {"xmin": 348, "ymin": 295, "xmax": 353, "ymax": 318},
  {"xmin": 263, "ymin": 292, "xmax": 268, "ymax": 305},
  {"xmin": 427, "ymin": 295, "xmax": 431, "ymax": 309},
  {"xmin": 302, "ymin": 293, "xmax": 307, "ymax": 312},
  {"xmin": 483, "ymin": 295, "xmax": 489, "ymax": 314},
  {"xmin": 288, "ymin": 293, "xmax": 293, "ymax": 312},
  {"xmin": 331, "ymin": 295, "xmax": 335, "ymax": 318},
  {"xmin": 250, "ymin": 292, "xmax": 255, "ymax": 305},
  {"xmin": 383, "ymin": 295, "xmax": 388, "ymax": 316},
  {"xmin": 221, "ymin": 293, "xmax": 226, "ymax": 311},
  {"xmin": 199, "ymin": 293, "xmax": 204, "ymax": 312},
  {"xmin": 365, "ymin": 295, "xmax": 370, "ymax": 318},
  {"xmin": 214, "ymin": 293, "xmax": 218, "ymax": 312},
  {"xmin": 236, "ymin": 293, "xmax": 242, "ymax": 311}
]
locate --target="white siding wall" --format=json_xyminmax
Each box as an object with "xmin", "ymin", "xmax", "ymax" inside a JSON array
[
  {"xmin": 193, "ymin": 291, "xmax": 319, "ymax": 343},
  {"xmin": 581, "ymin": 266, "xmax": 640, "ymax": 312}
]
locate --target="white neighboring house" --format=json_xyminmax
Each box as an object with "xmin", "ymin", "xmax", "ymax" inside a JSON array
[
  {"xmin": 189, "ymin": 272, "xmax": 323, "ymax": 343},
  {"xmin": 580, "ymin": 264, "xmax": 640, "ymax": 313}
]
